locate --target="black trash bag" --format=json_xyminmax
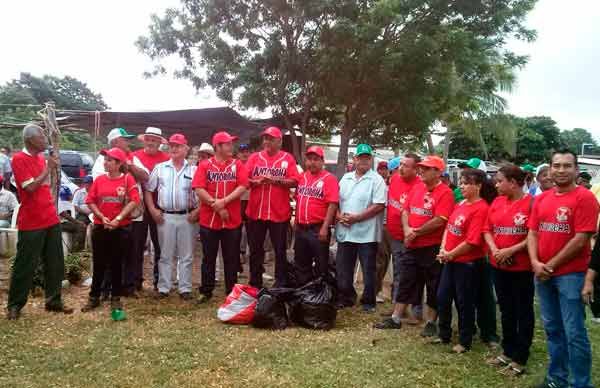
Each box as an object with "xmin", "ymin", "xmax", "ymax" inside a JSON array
[
  {"xmin": 291, "ymin": 278, "xmax": 337, "ymax": 330},
  {"xmin": 252, "ymin": 288, "xmax": 296, "ymax": 330}
]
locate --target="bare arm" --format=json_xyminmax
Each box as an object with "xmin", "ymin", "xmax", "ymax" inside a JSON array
[{"xmin": 126, "ymin": 164, "xmax": 149, "ymax": 183}]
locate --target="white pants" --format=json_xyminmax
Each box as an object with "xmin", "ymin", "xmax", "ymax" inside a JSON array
[{"xmin": 157, "ymin": 213, "xmax": 197, "ymax": 293}]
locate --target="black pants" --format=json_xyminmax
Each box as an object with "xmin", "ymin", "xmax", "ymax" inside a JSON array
[
  {"xmin": 475, "ymin": 258, "xmax": 499, "ymax": 342},
  {"xmin": 123, "ymin": 221, "xmax": 146, "ymax": 293},
  {"xmin": 90, "ymin": 225, "xmax": 130, "ymax": 298},
  {"xmin": 395, "ymin": 245, "xmax": 441, "ymax": 308},
  {"xmin": 592, "ymin": 274, "xmax": 600, "ymax": 318},
  {"xmin": 336, "ymin": 241, "xmax": 378, "ymax": 308},
  {"xmin": 247, "ymin": 219, "xmax": 289, "ymax": 288},
  {"xmin": 437, "ymin": 260, "xmax": 479, "ymax": 348},
  {"xmin": 493, "ymin": 268, "xmax": 535, "ymax": 365},
  {"xmin": 293, "ymin": 224, "xmax": 330, "ymax": 286},
  {"xmin": 199, "ymin": 226, "xmax": 241, "ymax": 296},
  {"xmin": 142, "ymin": 207, "xmax": 161, "ymax": 287}
]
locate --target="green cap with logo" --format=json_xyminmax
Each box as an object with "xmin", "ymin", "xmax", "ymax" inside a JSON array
[
  {"xmin": 458, "ymin": 157, "xmax": 482, "ymax": 169},
  {"xmin": 355, "ymin": 143, "xmax": 373, "ymax": 157},
  {"xmin": 521, "ymin": 163, "xmax": 536, "ymax": 173}
]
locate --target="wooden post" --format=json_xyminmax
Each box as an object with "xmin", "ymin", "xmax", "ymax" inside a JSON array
[{"xmin": 40, "ymin": 102, "xmax": 61, "ymax": 206}]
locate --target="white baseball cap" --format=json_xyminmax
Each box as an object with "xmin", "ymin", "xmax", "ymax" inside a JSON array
[
  {"xmin": 107, "ymin": 127, "xmax": 135, "ymax": 144},
  {"xmin": 199, "ymin": 142, "xmax": 214, "ymax": 155}
]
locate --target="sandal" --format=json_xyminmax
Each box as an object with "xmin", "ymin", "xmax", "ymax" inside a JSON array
[
  {"xmin": 499, "ymin": 362, "xmax": 525, "ymax": 377},
  {"xmin": 486, "ymin": 354, "xmax": 511, "ymax": 367}
]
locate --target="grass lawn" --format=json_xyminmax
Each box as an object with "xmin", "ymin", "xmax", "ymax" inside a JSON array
[{"xmin": 0, "ymin": 287, "xmax": 598, "ymax": 388}]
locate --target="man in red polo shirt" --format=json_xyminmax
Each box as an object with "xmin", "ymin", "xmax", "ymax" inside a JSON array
[
  {"xmin": 6, "ymin": 124, "xmax": 73, "ymax": 320},
  {"xmin": 375, "ymin": 155, "xmax": 454, "ymax": 337},
  {"xmin": 193, "ymin": 131, "xmax": 248, "ymax": 303},
  {"xmin": 294, "ymin": 146, "xmax": 339, "ymax": 286},
  {"xmin": 245, "ymin": 126, "xmax": 299, "ymax": 288},
  {"xmin": 132, "ymin": 127, "xmax": 170, "ymax": 291},
  {"xmin": 528, "ymin": 149, "xmax": 599, "ymax": 388}
]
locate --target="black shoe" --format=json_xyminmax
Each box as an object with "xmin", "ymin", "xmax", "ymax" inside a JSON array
[
  {"xmin": 420, "ymin": 321, "xmax": 439, "ymax": 337},
  {"xmin": 81, "ymin": 297, "xmax": 101, "ymax": 312},
  {"xmin": 45, "ymin": 304, "xmax": 74, "ymax": 314},
  {"xmin": 362, "ymin": 305, "xmax": 376, "ymax": 313},
  {"xmin": 531, "ymin": 380, "xmax": 563, "ymax": 388},
  {"xmin": 101, "ymin": 293, "xmax": 111, "ymax": 302},
  {"xmin": 6, "ymin": 308, "xmax": 20, "ymax": 320},
  {"xmin": 156, "ymin": 292, "xmax": 169, "ymax": 300},
  {"xmin": 374, "ymin": 317, "xmax": 402, "ymax": 330},
  {"xmin": 179, "ymin": 292, "xmax": 193, "ymax": 301}
]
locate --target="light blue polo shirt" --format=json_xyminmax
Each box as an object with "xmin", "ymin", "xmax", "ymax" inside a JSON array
[{"xmin": 336, "ymin": 169, "xmax": 387, "ymax": 243}]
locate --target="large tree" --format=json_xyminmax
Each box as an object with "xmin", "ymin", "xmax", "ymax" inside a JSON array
[
  {"xmin": 560, "ymin": 127, "xmax": 597, "ymax": 155},
  {"xmin": 138, "ymin": 0, "xmax": 537, "ymax": 175}
]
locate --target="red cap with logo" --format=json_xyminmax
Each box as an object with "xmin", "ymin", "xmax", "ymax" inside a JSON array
[
  {"xmin": 417, "ymin": 155, "xmax": 445, "ymax": 171},
  {"xmin": 168, "ymin": 133, "xmax": 188, "ymax": 145},
  {"xmin": 100, "ymin": 147, "xmax": 128, "ymax": 162},
  {"xmin": 305, "ymin": 146, "xmax": 324, "ymax": 159},
  {"xmin": 377, "ymin": 161, "xmax": 388, "ymax": 170},
  {"xmin": 212, "ymin": 131, "xmax": 238, "ymax": 146},
  {"xmin": 260, "ymin": 126, "xmax": 282, "ymax": 139}
]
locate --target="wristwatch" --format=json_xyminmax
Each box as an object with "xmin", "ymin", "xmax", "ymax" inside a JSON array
[{"xmin": 115, "ymin": 215, "xmax": 123, "ymax": 222}]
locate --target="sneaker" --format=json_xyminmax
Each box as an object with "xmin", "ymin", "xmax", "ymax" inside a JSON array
[
  {"xmin": 420, "ymin": 321, "xmax": 439, "ymax": 337},
  {"xmin": 196, "ymin": 294, "xmax": 212, "ymax": 304},
  {"xmin": 376, "ymin": 293, "xmax": 385, "ymax": 303},
  {"xmin": 591, "ymin": 317, "xmax": 600, "ymax": 324},
  {"xmin": 531, "ymin": 379, "xmax": 562, "ymax": 388},
  {"xmin": 81, "ymin": 297, "xmax": 101, "ymax": 312},
  {"xmin": 362, "ymin": 305, "xmax": 376, "ymax": 313},
  {"xmin": 156, "ymin": 292, "xmax": 169, "ymax": 300},
  {"xmin": 373, "ymin": 317, "xmax": 402, "ymax": 330},
  {"xmin": 179, "ymin": 292, "xmax": 193, "ymax": 301},
  {"xmin": 6, "ymin": 308, "xmax": 20, "ymax": 320}
]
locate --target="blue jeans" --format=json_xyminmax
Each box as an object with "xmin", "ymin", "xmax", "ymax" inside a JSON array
[
  {"xmin": 536, "ymin": 273, "xmax": 594, "ymax": 388},
  {"xmin": 336, "ymin": 241, "xmax": 377, "ymax": 308}
]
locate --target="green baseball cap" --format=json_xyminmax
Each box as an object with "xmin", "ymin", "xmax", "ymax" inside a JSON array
[
  {"xmin": 458, "ymin": 157, "xmax": 482, "ymax": 169},
  {"xmin": 521, "ymin": 163, "xmax": 536, "ymax": 173},
  {"xmin": 355, "ymin": 143, "xmax": 373, "ymax": 157},
  {"xmin": 107, "ymin": 127, "xmax": 136, "ymax": 143}
]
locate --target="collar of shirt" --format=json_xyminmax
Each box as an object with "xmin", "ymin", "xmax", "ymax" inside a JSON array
[{"xmin": 343, "ymin": 169, "xmax": 376, "ymax": 182}]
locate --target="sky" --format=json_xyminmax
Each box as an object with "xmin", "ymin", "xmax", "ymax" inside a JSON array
[{"xmin": 1, "ymin": 0, "xmax": 599, "ymax": 139}]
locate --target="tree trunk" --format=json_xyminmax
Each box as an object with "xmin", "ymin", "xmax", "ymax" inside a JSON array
[
  {"xmin": 426, "ymin": 131, "xmax": 435, "ymax": 155},
  {"xmin": 41, "ymin": 102, "xmax": 61, "ymax": 207},
  {"xmin": 282, "ymin": 113, "xmax": 301, "ymax": 162},
  {"xmin": 336, "ymin": 124, "xmax": 352, "ymax": 179},
  {"xmin": 442, "ymin": 126, "xmax": 451, "ymax": 164}
]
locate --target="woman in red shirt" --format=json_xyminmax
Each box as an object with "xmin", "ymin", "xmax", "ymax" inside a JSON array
[
  {"xmin": 434, "ymin": 169, "xmax": 491, "ymax": 353},
  {"xmin": 483, "ymin": 164, "xmax": 533, "ymax": 376},
  {"xmin": 82, "ymin": 148, "xmax": 140, "ymax": 317}
]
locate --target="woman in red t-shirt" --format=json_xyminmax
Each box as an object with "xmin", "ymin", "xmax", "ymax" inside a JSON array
[
  {"xmin": 434, "ymin": 169, "xmax": 491, "ymax": 353},
  {"xmin": 82, "ymin": 148, "xmax": 140, "ymax": 317},
  {"xmin": 483, "ymin": 164, "xmax": 534, "ymax": 375}
]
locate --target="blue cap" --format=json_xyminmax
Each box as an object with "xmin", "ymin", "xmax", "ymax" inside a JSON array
[
  {"xmin": 82, "ymin": 175, "xmax": 93, "ymax": 184},
  {"xmin": 387, "ymin": 157, "xmax": 401, "ymax": 171},
  {"xmin": 441, "ymin": 171, "xmax": 450, "ymax": 177},
  {"xmin": 59, "ymin": 186, "xmax": 72, "ymax": 200},
  {"xmin": 239, "ymin": 143, "xmax": 249, "ymax": 150}
]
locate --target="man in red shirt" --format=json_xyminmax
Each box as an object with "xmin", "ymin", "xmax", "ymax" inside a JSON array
[
  {"xmin": 375, "ymin": 155, "xmax": 454, "ymax": 338},
  {"xmin": 294, "ymin": 146, "xmax": 339, "ymax": 286},
  {"xmin": 6, "ymin": 124, "xmax": 73, "ymax": 320},
  {"xmin": 193, "ymin": 131, "xmax": 248, "ymax": 303},
  {"xmin": 528, "ymin": 150, "xmax": 599, "ymax": 388},
  {"xmin": 245, "ymin": 126, "xmax": 299, "ymax": 288},
  {"xmin": 132, "ymin": 127, "xmax": 170, "ymax": 291}
]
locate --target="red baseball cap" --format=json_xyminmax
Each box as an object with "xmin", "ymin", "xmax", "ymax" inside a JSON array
[
  {"xmin": 168, "ymin": 133, "xmax": 188, "ymax": 145},
  {"xmin": 417, "ymin": 155, "xmax": 445, "ymax": 171},
  {"xmin": 212, "ymin": 131, "xmax": 238, "ymax": 146},
  {"xmin": 100, "ymin": 147, "xmax": 128, "ymax": 163},
  {"xmin": 377, "ymin": 161, "xmax": 388, "ymax": 170},
  {"xmin": 261, "ymin": 126, "xmax": 282, "ymax": 139},
  {"xmin": 305, "ymin": 146, "xmax": 324, "ymax": 159}
]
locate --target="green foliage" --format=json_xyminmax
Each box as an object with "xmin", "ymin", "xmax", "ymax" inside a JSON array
[
  {"xmin": 0, "ymin": 73, "xmax": 108, "ymax": 151},
  {"xmin": 560, "ymin": 127, "xmax": 598, "ymax": 155},
  {"xmin": 138, "ymin": 0, "xmax": 538, "ymax": 174},
  {"xmin": 64, "ymin": 252, "xmax": 91, "ymax": 284}
]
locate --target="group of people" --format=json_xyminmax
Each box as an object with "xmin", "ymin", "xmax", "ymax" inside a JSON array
[{"xmin": 3, "ymin": 122, "xmax": 599, "ymax": 388}]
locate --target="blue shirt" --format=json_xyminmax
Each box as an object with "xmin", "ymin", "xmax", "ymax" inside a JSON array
[{"xmin": 336, "ymin": 169, "xmax": 386, "ymax": 243}]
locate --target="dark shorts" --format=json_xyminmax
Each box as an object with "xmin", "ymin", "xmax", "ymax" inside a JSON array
[{"xmin": 394, "ymin": 245, "xmax": 441, "ymax": 308}]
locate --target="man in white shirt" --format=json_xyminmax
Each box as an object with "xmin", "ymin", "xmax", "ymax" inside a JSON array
[{"xmin": 0, "ymin": 175, "xmax": 17, "ymax": 228}]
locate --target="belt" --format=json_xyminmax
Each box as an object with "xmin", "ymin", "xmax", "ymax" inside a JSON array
[
  {"xmin": 161, "ymin": 209, "xmax": 195, "ymax": 215},
  {"xmin": 297, "ymin": 222, "xmax": 323, "ymax": 230}
]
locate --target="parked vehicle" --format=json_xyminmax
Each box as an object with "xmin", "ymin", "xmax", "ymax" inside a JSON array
[{"xmin": 45, "ymin": 150, "xmax": 94, "ymax": 183}]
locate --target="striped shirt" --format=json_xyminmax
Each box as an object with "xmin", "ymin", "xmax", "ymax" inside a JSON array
[{"xmin": 146, "ymin": 159, "xmax": 198, "ymax": 211}]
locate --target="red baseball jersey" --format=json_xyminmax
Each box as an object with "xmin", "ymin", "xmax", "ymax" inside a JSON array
[
  {"xmin": 11, "ymin": 151, "xmax": 60, "ymax": 230},
  {"xmin": 528, "ymin": 186, "xmax": 599, "ymax": 276},
  {"xmin": 405, "ymin": 182, "xmax": 454, "ymax": 248},
  {"xmin": 444, "ymin": 199, "xmax": 489, "ymax": 263},
  {"xmin": 192, "ymin": 157, "xmax": 249, "ymax": 230},
  {"xmin": 295, "ymin": 170, "xmax": 339, "ymax": 225},
  {"xmin": 85, "ymin": 174, "xmax": 140, "ymax": 227},
  {"xmin": 386, "ymin": 174, "xmax": 421, "ymax": 241},
  {"xmin": 131, "ymin": 149, "xmax": 170, "ymax": 173},
  {"xmin": 484, "ymin": 195, "xmax": 532, "ymax": 271},
  {"xmin": 245, "ymin": 150, "xmax": 299, "ymax": 222}
]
